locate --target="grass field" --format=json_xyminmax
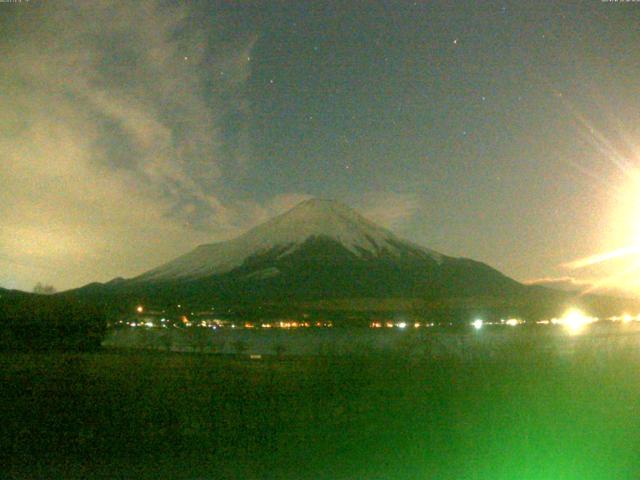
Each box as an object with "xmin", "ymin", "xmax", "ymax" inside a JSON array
[{"xmin": 2, "ymin": 339, "xmax": 640, "ymax": 479}]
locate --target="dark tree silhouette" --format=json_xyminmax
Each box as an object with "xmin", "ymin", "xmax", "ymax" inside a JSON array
[
  {"xmin": 232, "ymin": 339, "xmax": 247, "ymax": 355},
  {"xmin": 0, "ymin": 292, "xmax": 107, "ymax": 352},
  {"xmin": 33, "ymin": 283, "xmax": 57, "ymax": 295}
]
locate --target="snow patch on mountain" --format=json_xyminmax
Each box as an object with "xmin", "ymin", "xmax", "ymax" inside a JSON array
[{"xmin": 244, "ymin": 267, "xmax": 281, "ymax": 280}]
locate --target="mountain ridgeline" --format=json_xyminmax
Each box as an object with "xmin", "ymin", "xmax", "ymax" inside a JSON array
[{"xmin": 68, "ymin": 199, "xmax": 639, "ymax": 322}]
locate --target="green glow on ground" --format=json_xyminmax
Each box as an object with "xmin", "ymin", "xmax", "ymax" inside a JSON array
[{"xmin": 2, "ymin": 344, "xmax": 640, "ymax": 479}]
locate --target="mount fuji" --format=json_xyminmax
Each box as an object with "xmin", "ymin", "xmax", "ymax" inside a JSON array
[
  {"xmin": 71, "ymin": 198, "xmax": 618, "ymax": 321},
  {"xmin": 135, "ymin": 198, "xmax": 445, "ymax": 282}
]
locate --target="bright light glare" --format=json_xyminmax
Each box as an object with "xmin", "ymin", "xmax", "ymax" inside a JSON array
[
  {"xmin": 564, "ymin": 246, "xmax": 640, "ymax": 269},
  {"xmin": 560, "ymin": 170, "xmax": 640, "ymax": 295},
  {"xmin": 397, "ymin": 322, "xmax": 407, "ymax": 329},
  {"xmin": 616, "ymin": 169, "xmax": 640, "ymax": 248},
  {"xmin": 505, "ymin": 318, "xmax": 521, "ymax": 327},
  {"xmin": 472, "ymin": 319, "xmax": 483, "ymax": 330},
  {"xmin": 136, "ymin": 305, "xmax": 144, "ymax": 313},
  {"xmin": 558, "ymin": 308, "xmax": 597, "ymax": 335}
]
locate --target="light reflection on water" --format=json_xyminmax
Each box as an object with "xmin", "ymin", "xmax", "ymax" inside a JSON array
[{"xmin": 104, "ymin": 321, "xmax": 640, "ymax": 357}]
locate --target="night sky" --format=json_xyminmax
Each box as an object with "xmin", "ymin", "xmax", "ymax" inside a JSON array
[{"xmin": 1, "ymin": 0, "xmax": 640, "ymax": 294}]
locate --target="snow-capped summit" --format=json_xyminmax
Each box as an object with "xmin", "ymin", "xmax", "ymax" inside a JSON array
[{"xmin": 135, "ymin": 198, "xmax": 443, "ymax": 282}]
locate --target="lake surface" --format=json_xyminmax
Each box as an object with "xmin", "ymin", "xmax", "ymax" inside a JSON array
[{"xmin": 104, "ymin": 322, "xmax": 640, "ymax": 357}]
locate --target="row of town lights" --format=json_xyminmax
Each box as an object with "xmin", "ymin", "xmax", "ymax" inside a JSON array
[
  {"xmin": 134, "ymin": 305, "xmax": 640, "ymax": 334},
  {"xmin": 472, "ymin": 309, "xmax": 601, "ymax": 335}
]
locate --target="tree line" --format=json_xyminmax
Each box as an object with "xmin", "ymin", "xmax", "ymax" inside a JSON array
[{"xmin": 0, "ymin": 292, "xmax": 106, "ymax": 352}]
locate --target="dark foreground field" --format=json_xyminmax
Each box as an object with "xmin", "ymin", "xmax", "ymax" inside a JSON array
[{"xmin": 2, "ymin": 342, "xmax": 640, "ymax": 479}]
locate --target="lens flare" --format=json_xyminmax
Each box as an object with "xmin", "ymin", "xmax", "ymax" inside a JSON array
[
  {"xmin": 554, "ymin": 308, "xmax": 597, "ymax": 335},
  {"xmin": 558, "ymin": 101, "xmax": 640, "ymax": 295},
  {"xmin": 563, "ymin": 246, "xmax": 640, "ymax": 269},
  {"xmin": 562, "ymin": 171, "xmax": 640, "ymax": 294}
]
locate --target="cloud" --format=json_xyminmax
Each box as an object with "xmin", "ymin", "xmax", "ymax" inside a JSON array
[
  {"xmin": 524, "ymin": 276, "xmax": 591, "ymax": 292},
  {"xmin": 524, "ymin": 276, "xmax": 637, "ymax": 298},
  {"xmin": 359, "ymin": 193, "xmax": 421, "ymax": 229},
  {"xmin": 0, "ymin": 0, "xmax": 258, "ymax": 290}
]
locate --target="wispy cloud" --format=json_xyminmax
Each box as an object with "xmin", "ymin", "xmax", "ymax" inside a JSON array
[
  {"xmin": 524, "ymin": 276, "xmax": 591, "ymax": 292},
  {"xmin": 0, "ymin": 0, "xmax": 257, "ymax": 289},
  {"xmin": 524, "ymin": 276, "xmax": 637, "ymax": 298},
  {"xmin": 360, "ymin": 193, "xmax": 421, "ymax": 230}
]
